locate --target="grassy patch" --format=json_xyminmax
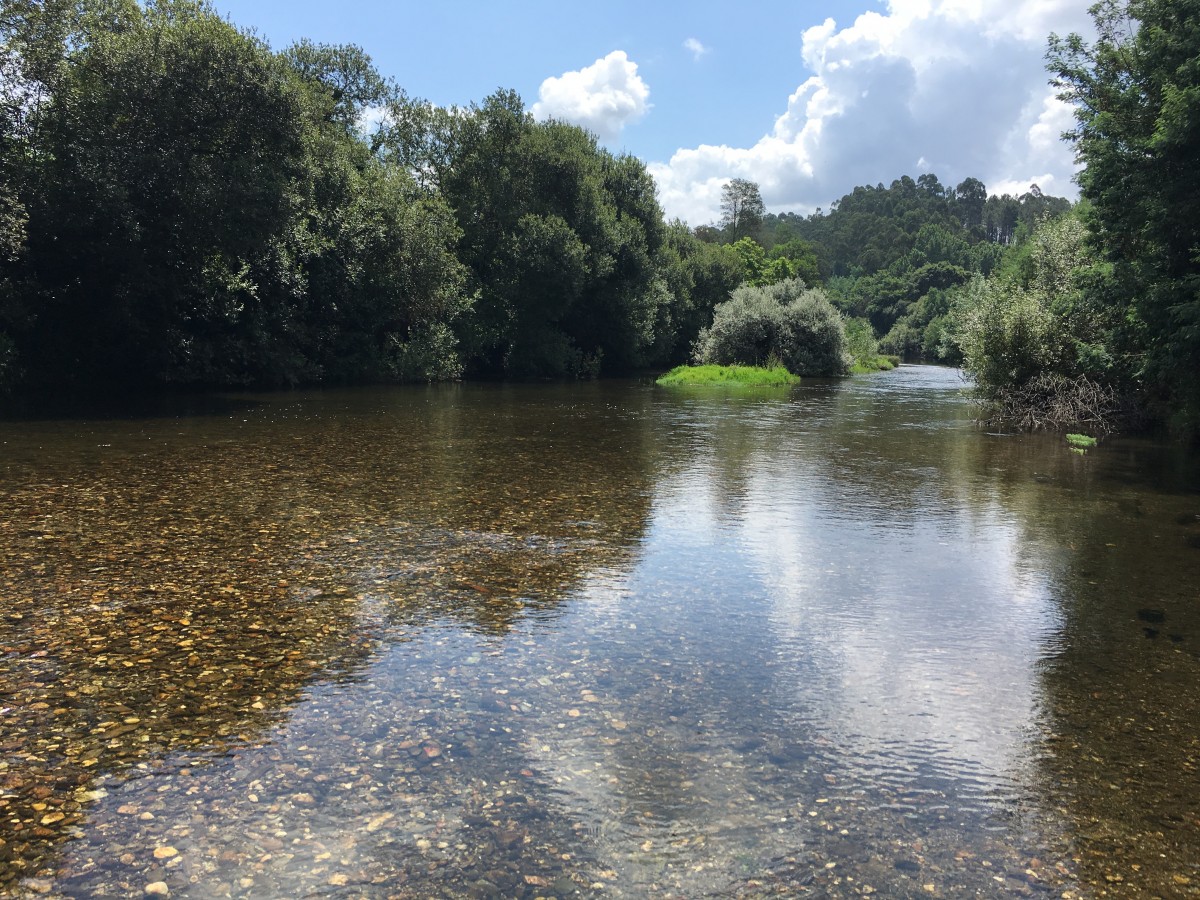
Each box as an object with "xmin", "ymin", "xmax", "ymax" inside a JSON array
[
  {"xmin": 1066, "ymin": 433, "xmax": 1098, "ymax": 448},
  {"xmin": 656, "ymin": 364, "xmax": 800, "ymax": 386},
  {"xmin": 850, "ymin": 355, "xmax": 898, "ymax": 374}
]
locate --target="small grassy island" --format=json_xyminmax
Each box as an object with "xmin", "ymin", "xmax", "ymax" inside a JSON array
[
  {"xmin": 656, "ymin": 364, "xmax": 800, "ymax": 386},
  {"xmin": 1066, "ymin": 433, "xmax": 1098, "ymax": 454},
  {"xmin": 850, "ymin": 355, "xmax": 901, "ymax": 374}
]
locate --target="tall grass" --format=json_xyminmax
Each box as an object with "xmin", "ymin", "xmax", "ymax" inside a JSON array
[{"xmin": 656, "ymin": 364, "xmax": 800, "ymax": 386}]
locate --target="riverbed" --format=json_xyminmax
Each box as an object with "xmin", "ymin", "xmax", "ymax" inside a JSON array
[{"xmin": 1, "ymin": 366, "xmax": 1198, "ymax": 897}]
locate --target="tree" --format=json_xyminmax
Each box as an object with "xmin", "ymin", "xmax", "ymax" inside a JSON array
[
  {"xmin": 3, "ymin": 0, "xmax": 469, "ymax": 387},
  {"xmin": 719, "ymin": 178, "xmax": 766, "ymax": 241},
  {"xmin": 20, "ymin": 0, "xmax": 310, "ymax": 383},
  {"xmin": 283, "ymin": 40, "xmax": 389, "ymax": 129},
  {"xmin": 394, "ymin": 90, "xmax": 666, "ymax": 377},
  {"xmin": 1049, "ymin": 0, "xmax": 1200, "ymax": 430},
  {"xmin": 954, "ymin": 177, "xmax": 988, "ymax": 233}
]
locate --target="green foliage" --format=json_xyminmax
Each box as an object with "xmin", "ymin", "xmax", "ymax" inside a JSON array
[
  {"xmin": 1049, "ymin": 0, "xmax": 1200, "ymax": 433},
  {"xmin": 953, "ymin": 276, "xmax": 1058, "ymax": 396},
  {"xmin": 648, "ymin": 222, "xmax": 743, "ymax": 366},
  {"xmin": 1066, "ymin": 433, "xmax": 1097, "ymax": 448},
  {"xmin": 19, "ymin": 0, "xmax": 311, "ymax": 383},
  {"xmin": 850, "ymin": 355, "xmax": 897, "ymax": 374},
  {"xmin": 656, "ymin": 364, "xmax": 799, "ymax": 386},
  {"xmin": 879, "ymin": 321, "xmax": 923, "ymax": 360},
  {"xmin": 383, "ymin": 90, "xmax": 666, "ymax": 378},
  {"xmin": 769, "ymin": 239, "xmax": 822, "ymax": 286},
  {"xmin": 766, "ymin": 174, "xmax": 1071, "ymax": 352},
  {"xmin": 948, "ymin": 209, "xmax": 1131, "ymax": 430},
  {"xmin": 0, "ymin": 1, "xmax": 1112, "ymax": 403},
  {"xmin": 693, "ymin": 278, "xmax": 849, "ymax": 377},
  {"xmin": 0, "ymin": 0, "xmax": 470, "ymax": 387},
  {"xmin": 843, "ymin": 316, "xmax": 877, "ymax": 359},
  {"xmin": 283, "ymin": 39, "xmax": 388, "ymax": 129},
  {"xmin": 720, "ymin": 178, "xmax": 765, "ymax": 242}
]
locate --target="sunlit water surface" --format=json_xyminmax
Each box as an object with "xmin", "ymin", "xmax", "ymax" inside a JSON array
[{"xmin": 2, "ymin": 366, "xmax": 1199, "ymax": 897}]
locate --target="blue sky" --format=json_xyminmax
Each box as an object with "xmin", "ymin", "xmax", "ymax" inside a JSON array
[{"xmin": 213, "ymin": 0, "xmax": 1094, "ymax": 226}]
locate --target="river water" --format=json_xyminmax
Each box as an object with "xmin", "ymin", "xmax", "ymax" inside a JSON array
[{"xmin": 1, "ymin": 366, "xmax": 1198, "ymax": 898}]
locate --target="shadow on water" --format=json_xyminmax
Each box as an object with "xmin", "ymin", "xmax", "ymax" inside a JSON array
[{"xmin": 0, "ymin": 385, "xmax": 270, "ymax": 423}]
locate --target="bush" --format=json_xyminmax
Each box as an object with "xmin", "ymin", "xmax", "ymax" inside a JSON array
[
  {"xmin": 879, "ymin": 321, "xmax": 922, "ymax": 360},
  {"xmin": 953, "ymin": 275, "xmax": 1059, "ymax": 401},
  {"xmin": 977, "ymin": 373, "xmax": 1119, "ymax": 433},
  {"xmin": 693, "ymin": 278, "xmax": 849, "ymax": 376},
  {"xmin": 843, "ymin": 316, "xmax": 879, "ymax": 362}
]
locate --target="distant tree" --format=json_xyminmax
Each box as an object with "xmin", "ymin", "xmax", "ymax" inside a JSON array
[
  {"xmin": 730, "ymin": 237, "xmax": 769, "ymax": 285},
  {"xmin": 720, "ymin": 178, "xmax": 766, "ymax": 241},
  {"xmin": 984, "ymin": 194, "xmax": 1021, "ymax": 244},
  {"xmin": 649, "ymin": 221, "xmax": 743, "ymax": 365},
  {"xmin": 770, "ymin": 238, "xmax": 822, "ymax": 286},
  {"xmin": 917, "ymin": 173, "xmax": 946, "ymax": 199},
  {"xmin": 954, "ymin": 177, "xmax": 988, "ymax": 232}
]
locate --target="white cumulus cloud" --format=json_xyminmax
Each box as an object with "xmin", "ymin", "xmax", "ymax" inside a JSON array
[
  {"xmin": 651, "ymin": 0, "xmax": 1094, "ymax": 225},
  {"xmin": 684, "ymin": 37, "xmax": 709, "ymax": 61},
  {"xmin": 531, "ymin": 50, "xmax": 650, "ymax": 142}
]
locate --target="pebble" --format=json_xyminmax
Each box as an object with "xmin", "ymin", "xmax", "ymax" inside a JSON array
[
  {"xmin": 153, "ymin": 846, "xmax": 178, "ymax": 860},
  {"xmin": 144, "ymin": 882, "xmax": 169, "ymax": 896}
]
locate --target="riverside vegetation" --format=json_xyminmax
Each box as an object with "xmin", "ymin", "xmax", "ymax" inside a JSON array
[
  {"xmin": 2, "ymin": 0, "xmax": 1198, "ymax": 438},
  {"xmin": 655, "ymin": 364, "xmax": 800, "ymax": 387}
]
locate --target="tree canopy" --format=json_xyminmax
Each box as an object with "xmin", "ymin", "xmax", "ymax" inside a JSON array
[
  {"xmin": 719, "ymin": 178, "xmax": 766, "ymax": 242},
  {"xmin": 1049, "ymin": 0, "xmax": 1200, "ymax": 429}
]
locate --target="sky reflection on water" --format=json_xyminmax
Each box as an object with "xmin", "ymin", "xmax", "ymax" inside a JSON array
[{"xmin": 2, "ymin": 367, "xmax": 1199, "ymax": 897}]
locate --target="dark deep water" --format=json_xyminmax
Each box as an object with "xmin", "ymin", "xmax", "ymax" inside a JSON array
[{"xmin": 1, "ymin": 365, "xmax": 1198, "ymax": 898}]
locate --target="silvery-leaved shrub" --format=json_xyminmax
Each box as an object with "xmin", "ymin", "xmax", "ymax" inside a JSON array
[{"xmin": 693, "ymin": 278, "xmax": 849, "ymax": 377}]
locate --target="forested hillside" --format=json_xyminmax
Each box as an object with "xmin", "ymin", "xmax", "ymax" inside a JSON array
[{"xmin": 697, "ymin": 175, "xmax": 1072, "ymax": 363}]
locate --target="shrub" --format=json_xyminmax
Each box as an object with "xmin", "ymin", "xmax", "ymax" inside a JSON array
[
  {"xmin": 843, "ymin": 316, "xmax": 879, "ymax": 362},
  {"xmin": 954, "ymin": 275, "xmax": 1058, "ymax": 399},
  {"xmin": 693, "ymin": 278, "xmax": 849, "ymax": 376},
  {"xmin": 977, "ymin": 373, "xmax": 1119, "ymax": 433},
  {"xmin": 879, "ymin": 321, "xmax": 922, "ymax": 360}
]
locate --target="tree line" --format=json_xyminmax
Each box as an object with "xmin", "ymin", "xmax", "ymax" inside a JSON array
[
  {"xmin": 696, "ymin": 175, "xmax": 1072, "ymax": 365},
  {"xmin": 0, "ymin": 0, "xmax": 749, "ymax": 389},
  {"xmin": 3, "ymin": 0, "xmax": 1195, "ymax": 438},
  {"xmin": 701, "ymin": 0, "xmax": 1200, "ymax": 442},
  {"xmin": 0, "ymin": 0, "xmax": 1073, "ymax": 393}
]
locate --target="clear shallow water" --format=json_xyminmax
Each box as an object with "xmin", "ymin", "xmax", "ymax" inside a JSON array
[{"xmin": 1, "ymin": 366, "xmax": 1199, "ymax": 897}]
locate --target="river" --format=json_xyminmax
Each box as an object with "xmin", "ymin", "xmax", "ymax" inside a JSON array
[{"xmin": 1, "ymin": 365, "xmax": 1198, "ymax": 897}]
